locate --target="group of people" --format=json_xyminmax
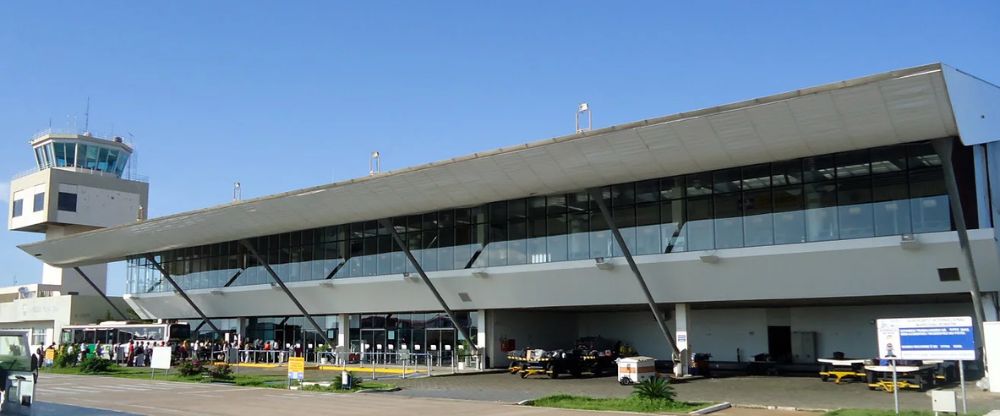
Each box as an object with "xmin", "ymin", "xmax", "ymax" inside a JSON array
[
  {"xmin": 241, "ymin": 339, "xmax": 297, "ymax": 363},
  {"xmin": 36, "ymin": 340, "xmax": 168, "ymax": 368}
]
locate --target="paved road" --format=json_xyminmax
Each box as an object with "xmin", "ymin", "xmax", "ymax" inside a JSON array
[
  {"xmin": 29, "ymin": 373, "xmax": 811, "ymax": 416},
  {"xmin": 25, "ymin": 373, "xmax": 737, "ymax": 416},
  {"xmin": 391, "ymin": 372, "xmax": 1000, "ymax": 412}
]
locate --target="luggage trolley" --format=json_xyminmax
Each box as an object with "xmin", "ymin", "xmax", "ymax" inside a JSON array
[{"xmin": 817, "ymin": 358, "xmax": 867, "ymax": 384}]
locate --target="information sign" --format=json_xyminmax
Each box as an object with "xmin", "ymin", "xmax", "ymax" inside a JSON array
[
  {"xmin": 151, "ymin": 347, "xmax": 172, "ymax": 370},
  {"xmin": 288, "ymin": 356, "xmax": 305, "ymax": 380},
  {"xmin": 876, "ymin": 316, "xmax": 975, "ymax": 360}
]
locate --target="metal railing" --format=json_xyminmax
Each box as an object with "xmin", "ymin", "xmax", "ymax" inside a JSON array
[{"xmin": 11, "ymin": 165, "xmax": 148, "ymax": 182}]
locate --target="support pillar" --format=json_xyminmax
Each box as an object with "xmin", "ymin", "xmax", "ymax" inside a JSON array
[
  {"xmin": 146, "ymin": 255, "xmax": 223, "ymax": 335},
  {"xmin": 933, "ymin": 139, "xmax": 988, "ymax": 337},
  {"xmin": 237, "ymin": 240, "xmax": 332, "ymax": 347},
  {"xmin": 71, "ymin": 267, "xmax": 129, "ymax": 321},
  {"xmin": 379, "ymin": 219, "xmax": 479, "ymax": 356},
  {"xmin": 477, "ymin": 309, "xmax": 487, "ymax": 369},
  {"xmin": 337, "ymin": 314, "xmax": 349, "ymax": 347},
  {"xmin": 674, "ymin": 304, "xmax": 690, "ymax": 377},
  {"xmin": 588, "ymin": 188, "xmax": 680, "ymax": 359}
]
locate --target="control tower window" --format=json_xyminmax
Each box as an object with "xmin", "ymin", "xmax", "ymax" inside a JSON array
[
  {"xmin": 11, "ymin": 200, "xmax": 22, "ymax": 218},
  {"xmin": 58, "ymin": 192, "xmax": 77, "ymax": 212},
  {"xmin": 33, "ymin": 192, "xmax": 45, "ymax": 212}
]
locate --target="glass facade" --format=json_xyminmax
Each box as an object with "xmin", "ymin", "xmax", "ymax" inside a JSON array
[
  {"xmin": 33, "ymin": 140, "xmax": 130, "ymax": 177},
  {"xmin": 126, "ymin": 141, "xmax": 958, "ymax": 295},
  {"xmin": 178, "ymin": 312, "xmax": 476, "ymax": 363}
]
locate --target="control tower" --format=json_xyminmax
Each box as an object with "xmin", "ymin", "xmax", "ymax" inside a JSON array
[{"xmin": 8, "ymin": 131, "xmax": 149, "ymax": 296}]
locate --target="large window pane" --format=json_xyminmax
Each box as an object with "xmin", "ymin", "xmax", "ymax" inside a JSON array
[
  {"xmin": 773, "ymin": 185, "xmax": 805, "ymax": 244},
  {"xmin": 713, "ymin": 193, "xmax": 743, "ymax": 249},
  {"xmin": 772, "ymin": 159, "xmax": 803, "ymax": 186},
  {"xmin": 507, "ymin": 220, "xmax": 526, "ymax": 265},
  {"xmin": 611, "ymin": 206, "xmax": 635, "ymax": 256},
  {"xmin": 835, "ymin": 149, "xmax": 871, "ymax": 178},
  {"xmin": 909, "ymin": 167, "xmax": 950, "ymax": 233},
  {"xmin": 871, "ymin": 146, "xmax": 906, "ymax": 174},
  {"xmin": 635, "ymin": 203, "xmax": 660, "ymax": 255},
  {"xmin": 713, "ymin": 168, "xmax": 741, "ymax": 194},
  {"xmin": 635, "ymin": 180, "xmax": 659, "ymax": 203},
  {"xmin": 873, "ymin": 173, "xmax": 911, "ymax": 236},
  {"xmin": 685, "ymin": 196, "xmax": 713, "ymax": 251},
  {"xmin": 568, "ymin": 213, "xmax": 590, "ymax": 260},
  {"xmin": 660, "ymin": 176, "xmax": 685, "ymax": 200},
  {"xmin": 803, "ymin": 155, "xmax": 835, "ymax": 183},
  {"xmin": 548, "ymin": 210, "xmax": 569, "ymax": 261},
  {"xmin": 837, "ymin": 177, "xmax": 874, "ymax": 239},
  {"xmin": 661, "ymin": 199, "xmax": 685, "ymax": 253},
  {"xmin": 686, "ymin": 173, "xmax": 712, "ymax": 197},
  {"xmin": 743, "ymin": 189, "xmax": 773, "ymax": 247},
  {"xmin": 589, "ymin": 211, "xmax": 612, "ymax": 258},
  {"xmin": 53, "ymin": 143, "xmax": 66, "ymax": 166},
  {"xmin": 742, "ymin": 164, "xmax": 771, "ymax": 190},
  {"xmin": 805, "ymin": 182, "xmax": 838, "ymax": 241}
]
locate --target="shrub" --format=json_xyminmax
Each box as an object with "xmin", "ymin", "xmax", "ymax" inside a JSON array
[
  {"xmin": 54, "ymin": 346, "xmax": 78, "ymax": 368},
  {"xmin": 207, "ymin": 363, "xmax": 233, "ymax": 380},
  {"xmin": 632, "ymin": 377, "xmax": 675, "ymax": 401},
  {"xmin": 177, "ymin": 359, "xmax": 206, "ymax": 376},
  {"xmin": 79, "ymin": 357, "xmax": 113, "ymax": 374}
]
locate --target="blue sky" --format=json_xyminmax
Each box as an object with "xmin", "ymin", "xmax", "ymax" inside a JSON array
[{"xmin": 1, "ymin": 1, "xmax": 998, "ymax": 295}]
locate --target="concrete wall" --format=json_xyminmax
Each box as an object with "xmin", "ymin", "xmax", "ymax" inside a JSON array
[{"xmin": 577, "ymin": 311, "xmax": 676, "ymax": 359}]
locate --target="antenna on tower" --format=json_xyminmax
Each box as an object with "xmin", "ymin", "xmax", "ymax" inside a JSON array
[
  {"xmin": 84, "ymin": 97, "xmax": 91, "ymax": 133},
  {"xmin": 369, "ymin": 151, "xmax": 381, "ymax": 176}
]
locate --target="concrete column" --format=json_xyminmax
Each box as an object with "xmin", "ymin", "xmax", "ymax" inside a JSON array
[
  {"xmin": 984, "ymin": 294, "xmax": 999, "ymax": 322},
  {"xmin": 674, "ymin": 303, "xmax": 690, "ymax": 377},
  {"xmin": 336, "ymin": 314, "xmax": 349, "ymax": 347},
  {"xmin": 476, "ymin": 310, "xmax": 487, "ymax": 369}
]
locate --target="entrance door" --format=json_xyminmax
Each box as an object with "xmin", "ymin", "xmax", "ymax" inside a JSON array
[
  {"xmin": 360, "ymin": 329, "xmax": 386, "ymax": 364},
  {"xmin": 426, "ymin": 329, "xmax": 454, "ymax": 367},
  {"xmin": 767, "ymin": 326, "xmax": 792, "ymax": 363}
]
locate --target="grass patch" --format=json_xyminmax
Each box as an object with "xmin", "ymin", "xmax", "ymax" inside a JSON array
[
  {"xmin": 301, "ymin": 381, "xmax": 396, "ymax": 393},
  {"xmin": 40, "ymin": 365, "xmax": 392, "ymax": 393},
  {"xmin": 530, "ymin": 394, "xmax": 705, "ymax": 413},
  {"xmin": 826, "ymin": 411, "xmax": 985, "ymax": 416}
]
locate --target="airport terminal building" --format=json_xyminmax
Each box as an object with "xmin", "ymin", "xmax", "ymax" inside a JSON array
[{"xmin": 19, "ymin": 63, "xmax": 1000, "ymax": 369}]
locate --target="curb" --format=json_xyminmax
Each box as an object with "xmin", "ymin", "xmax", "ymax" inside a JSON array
[
  {"xmin": 689, "ymin": 402, "xmax": 731, "ymax": 415},
  {"xmin": 734, "ymin": 403, "xmax": 829, "ymax": 412}
]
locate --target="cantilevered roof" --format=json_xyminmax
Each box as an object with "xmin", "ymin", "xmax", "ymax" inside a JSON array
[{"xmin": 20, "ymin": 63, "xmax": 1000, "ymax": 268}]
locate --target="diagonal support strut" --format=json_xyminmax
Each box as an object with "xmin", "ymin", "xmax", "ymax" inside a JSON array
[
  {"xmin": 238, "ymin": 240, "xmax": 332, "ymax": 347},
  {"xmin": 72, "ymin": 266, "xmax": 130, "ymax": 321},
  {"xmin": 589, "ymin": 187, "xmax": 680, "ymax": 357},
  {"xmin": 379, "ymin": 219, "xmax": 479, "ymax": 355},
  {"xmin": 932, "ymin": 138, "xmax": 988, "ymax": 340},
  {"xmin": 145, "ymin": 255, "xmax": 222, "ymax": 335}
]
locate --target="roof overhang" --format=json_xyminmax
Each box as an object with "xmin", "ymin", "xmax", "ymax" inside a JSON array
[{"xmin": 20, "ymin": 63, "xmax": 1000, "ymax": 268}]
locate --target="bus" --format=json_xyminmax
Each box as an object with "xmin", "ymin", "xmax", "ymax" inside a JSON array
[{"xmin": 59, "ymin": 321, "xmax": 191, "ymax": 357}]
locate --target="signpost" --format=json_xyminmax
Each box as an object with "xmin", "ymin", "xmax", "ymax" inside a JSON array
[
  {"xmin": 877, "ymin": 316, "xmax": 975, "ymax": 414},
  {"xmin": 287, "ymin": 356, "xmax": 305, "ymax": 389},
  {"xmin": 150, "ymin": 347, "xmax": 172, "ymax": 380}
]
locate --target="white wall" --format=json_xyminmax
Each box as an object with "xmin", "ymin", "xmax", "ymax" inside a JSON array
[
  {"xmin": 55, "ymin": 183, "xmax": 142, "ymax": 228},
  {"xmin": 789, "ymin": 303, "xmax": 974, "ymax": 359},
  {"xmin": 577, "ymin": 311, "xmax": 676, "ymax": 359}
]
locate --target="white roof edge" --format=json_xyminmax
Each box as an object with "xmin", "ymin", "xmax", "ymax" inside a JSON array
[{"xmin": 20, "ymin": 62, "xmax": 966, "ymax": 266}]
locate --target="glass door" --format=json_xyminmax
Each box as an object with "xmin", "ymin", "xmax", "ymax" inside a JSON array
[
  {"xmin": 360, "ymin": 329, "xmax": 386, "ymax": 364},
  {"xmin": 426, "ymin": 329, "xmax": 454, "ymax": 367}
]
